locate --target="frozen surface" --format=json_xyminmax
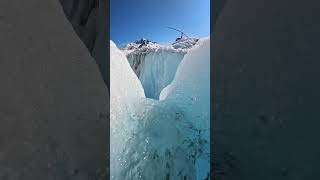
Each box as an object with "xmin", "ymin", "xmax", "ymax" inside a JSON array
[{"xmin": 110, "ymin": 37, "xmax": 210, "ymax": 180}]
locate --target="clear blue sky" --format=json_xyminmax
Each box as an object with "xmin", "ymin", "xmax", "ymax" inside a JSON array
[{"xmin": 111, "ymin": 0, "xmax": 210, "ymax": 47}]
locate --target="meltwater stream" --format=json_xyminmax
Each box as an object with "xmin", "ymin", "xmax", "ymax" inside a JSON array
[{"xmin": 110, "ymin": 37, "xmax": 210, "ymax": 180}]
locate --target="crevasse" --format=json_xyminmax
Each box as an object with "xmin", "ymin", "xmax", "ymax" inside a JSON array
[
  {"xmin": 124, "ymin": 42, "xmax": 187, "ymax": 99},
  {"xmin": 110, "ymin": 37, "xmax": 210, "ymax": 180}
]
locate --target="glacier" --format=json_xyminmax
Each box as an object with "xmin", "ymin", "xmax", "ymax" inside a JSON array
[
  {"xmin": 110, "ymin": 37, "xmax": 210, "ymax": 180},
  {"xmin": 123, "ymin": 38, "xmax": 198, "ymax": 99}
]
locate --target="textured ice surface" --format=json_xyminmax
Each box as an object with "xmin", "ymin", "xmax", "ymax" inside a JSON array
[
  {"xmin": 127, "ymin": 50, "xmax": 185, "ymax": 99},
  {"xmin": 110, "ymin": 37, "xmax": 210, "ymax": 180},
  {"xmin": 160, "ymin": 37, "xmax": 211, "ymax": 179},
  {"xmin": 113, "ymin": 99, "xmax": 197, "ymax": 179},
  {"xmin": 110, "ymin": 41, "xmax": 145, "ymax": 178}
]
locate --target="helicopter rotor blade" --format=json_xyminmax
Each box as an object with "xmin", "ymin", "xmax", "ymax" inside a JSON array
[{"xmin": 165, "ymin": 26, "xmax": 190, "ymax": 38}]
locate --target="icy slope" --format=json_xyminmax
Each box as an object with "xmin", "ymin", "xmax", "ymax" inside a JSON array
[
  {"xmin": 110, "ymin": 40, "xmax": 144, "ymax": 125},
  {"xmin": 110, "ymin": 40, "xmax": 145, "ymax": 178},
  {"xmin": 110, "ymin": 41, "xmax": 145, "ymax": 101},
  {"xmin": 110, "ymin": 37, "xmax": 210, "ymax": 180},
  {"xmin": 123, "ymin": 38, "xmax": 197, "ymax": 99},
  {"xmin": 160, "ymin": 37, "xmax": 211, "ymax": 179}
]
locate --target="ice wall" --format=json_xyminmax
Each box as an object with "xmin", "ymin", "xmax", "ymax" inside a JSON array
[
  {"xmin": 160, "ymin": 37, "xmax": 211, "ymax": 179},
  {"xmin": 126, "ymin": 47, "xmax": 186, "ymax": 99},
  {"xmin": 110, "ymin": 40, "xmax": 145, "ymax": 178}
]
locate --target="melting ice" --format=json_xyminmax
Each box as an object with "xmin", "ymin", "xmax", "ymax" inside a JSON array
[{"xmin": 110, "ymin": 37, "xmax": 210, "ymax": 180}]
